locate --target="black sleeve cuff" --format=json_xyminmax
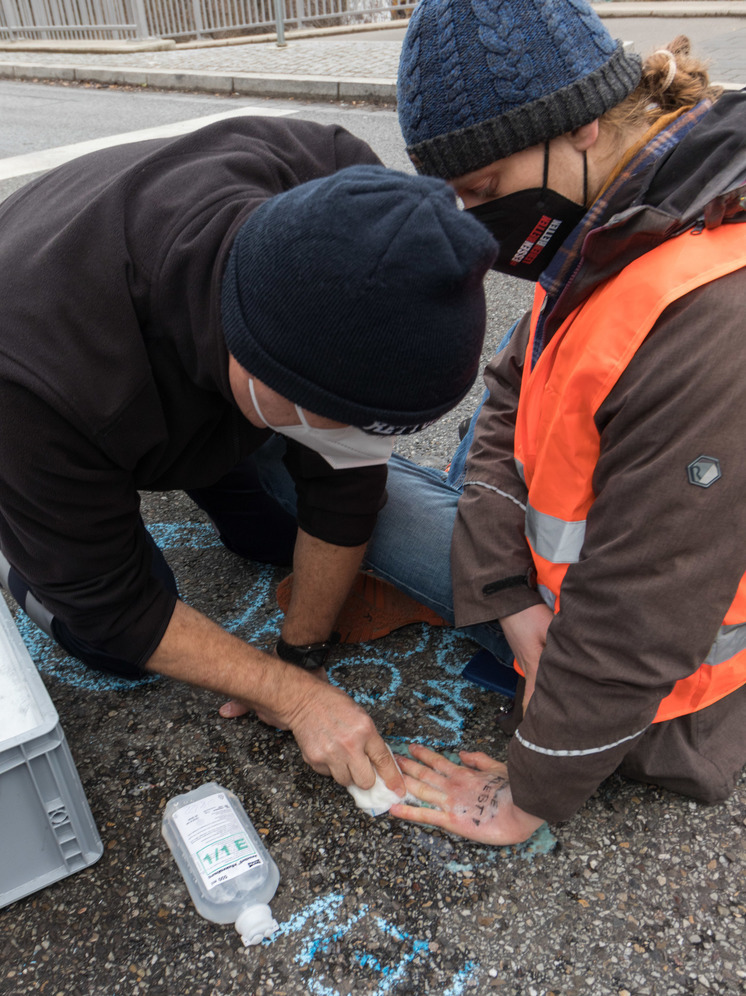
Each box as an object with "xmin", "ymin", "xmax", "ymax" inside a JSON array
[{"xmin": 283, "ymin": 442, "xmax": 388, "ymax": 547}]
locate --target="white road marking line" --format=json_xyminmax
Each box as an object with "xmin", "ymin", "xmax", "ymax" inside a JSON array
[{"xmin": 0, "ymin": 104, "xmax": 297, "ymax": 181}]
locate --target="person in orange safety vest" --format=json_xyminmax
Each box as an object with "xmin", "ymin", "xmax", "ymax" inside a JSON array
[{"xmin": 384, "ymin": 0, "xmax": 746, "ymax": 845}]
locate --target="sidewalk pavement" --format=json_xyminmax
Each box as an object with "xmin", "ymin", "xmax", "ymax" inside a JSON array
[{"xmin": 0, "ymin": 3, "xmax": 745, "ymax": 102}]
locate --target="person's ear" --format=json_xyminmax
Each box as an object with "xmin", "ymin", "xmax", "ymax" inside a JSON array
[{"xmin": 569, "ymin": 120, "xmax": 600, "ymax": 152}]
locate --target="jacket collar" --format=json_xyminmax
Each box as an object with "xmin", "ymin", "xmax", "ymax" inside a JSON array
[{"xmin": 535, "ymin": 93, "xmax": 746, "ymax": 354}]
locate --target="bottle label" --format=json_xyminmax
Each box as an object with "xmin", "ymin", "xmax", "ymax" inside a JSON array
[{"xmin": 172, "ymin": 792, "xmax": 263, "ymax": 891}]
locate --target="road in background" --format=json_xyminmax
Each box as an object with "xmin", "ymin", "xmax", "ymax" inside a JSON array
[
  {"xmin": 0, "ymin": 81, "xmax": 533, "ymax": 465},
  {"xmin": 0, "ymin": 83, "xmax": 411, "ymax": 192},
  {"xmin": 1, "ymin": 11, "xmax": 745, "ymax": 96}
]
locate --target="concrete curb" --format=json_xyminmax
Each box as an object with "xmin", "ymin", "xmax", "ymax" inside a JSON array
[
  {"xmin": 1, "ymin": 0, "xmax": 744, "ymax": 103},
  {"xmin": 0, "ymin": 60, "xmax": 740, "ymax": 101},
  {"xmin": 0, "ymin": 38, "xmax": 177, "ymax": 54},
  {"xmin": 0, "ymin": 61, "xmax": 398, "ymax": 101}
]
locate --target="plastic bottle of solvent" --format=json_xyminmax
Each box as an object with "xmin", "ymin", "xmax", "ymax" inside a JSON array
[{"xmin": 162, "ymin": 782, "xmax": 280, "ymax": 946}]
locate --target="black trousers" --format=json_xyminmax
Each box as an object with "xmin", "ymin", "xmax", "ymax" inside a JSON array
[{"xmin": 1, "ymin": 455, "xmax": 297, "ymax": 678}]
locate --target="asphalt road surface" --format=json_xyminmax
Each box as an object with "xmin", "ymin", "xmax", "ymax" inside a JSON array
[{"xmin": 1, "ymin": 81, "xmax": 743, "ymax": 996}]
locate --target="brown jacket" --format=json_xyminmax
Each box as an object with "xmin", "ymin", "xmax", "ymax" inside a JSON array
[{"xmin": 451, "ymin": 94, "xmax": 746, "ymax": 822}]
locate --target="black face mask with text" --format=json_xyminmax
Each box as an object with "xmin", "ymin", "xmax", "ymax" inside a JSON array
[{"xmin": 467, "ymin": 144, "xmax": 588, "ymax": 282}]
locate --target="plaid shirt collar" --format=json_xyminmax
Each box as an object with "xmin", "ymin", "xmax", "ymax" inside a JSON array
[{"xmin": 531, "ymin": 101, "xmax": 712, "ymax": 366}]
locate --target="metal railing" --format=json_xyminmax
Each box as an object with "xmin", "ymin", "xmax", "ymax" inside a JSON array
[
  {"xmin": 0, "ymin": 0, "xmax": 412, "ymax": 42},
  {"xmin": 0, "ymin": 0, "xmax": 143, "ymax": 40}
]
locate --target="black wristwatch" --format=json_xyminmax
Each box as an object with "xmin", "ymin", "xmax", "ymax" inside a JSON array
[{"xmin": 275, "ymin": 633, "xmax": 340, "ymax": 670}]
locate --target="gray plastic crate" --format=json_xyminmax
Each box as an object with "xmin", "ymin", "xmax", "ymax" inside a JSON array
[{"xmin": 0, "ymin": 596, "xmax": 103, "ymax": 908}]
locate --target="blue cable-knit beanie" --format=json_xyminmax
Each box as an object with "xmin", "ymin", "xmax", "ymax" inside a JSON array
[
  {"xmin": 221, "ymin": 164, "xmax": 497, "ymax": 433},
  {"xmin": 398, "ymin": 0, "xmax": 642, "ymax": 179}
]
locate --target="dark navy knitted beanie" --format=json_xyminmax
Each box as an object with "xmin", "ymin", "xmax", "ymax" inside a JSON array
[
  {"xmin": 398, "ymin": 0, "xmax": 642, "ymax": 179},
  {"xmin": 221, "ymin": 164, "xmax": 497, "ymax": 433}
]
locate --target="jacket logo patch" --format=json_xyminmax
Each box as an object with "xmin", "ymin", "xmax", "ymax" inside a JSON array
[{"xmin": 687, "ymin": 455, "xmax": 721, "ymax": 488}]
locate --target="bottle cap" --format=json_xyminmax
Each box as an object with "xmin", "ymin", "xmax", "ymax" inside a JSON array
[{"xmin": 235, "ymin": 904, "xmax": 279, "ymax": 947}]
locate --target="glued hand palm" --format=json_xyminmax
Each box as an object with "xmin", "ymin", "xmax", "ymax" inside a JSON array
[{"xmin": 389, "ymin": 744, "xmax": 544, "ymax": 846}]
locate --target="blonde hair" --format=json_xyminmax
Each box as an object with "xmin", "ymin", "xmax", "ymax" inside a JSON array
[{"xmin": 602, "ymin": 36, "xmax": 721, "ymax": 132}]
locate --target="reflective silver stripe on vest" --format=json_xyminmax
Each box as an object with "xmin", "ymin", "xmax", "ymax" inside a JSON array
[
  {"xmin": 706, "ymin": 621, "xmax": 746, "ymax": 666},
  {"xmin": 525, "ymin": 503, "xmax": 586, "ymax": 564},
  {"xmin": 515, "ymin": 457, "xmax": 525, "ymax": 484},
  {"xmin": 523, "ymin": 513, "xmax": 745, "ymax": 666},
  {"xmin": 538, "ymin": 584, "xmax": 556, "ymax": 610}
]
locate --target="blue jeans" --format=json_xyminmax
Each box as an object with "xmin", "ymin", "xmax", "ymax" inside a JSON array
[{"xmin": 253, "ymin": 434, "xmax": 514, "ymax": 669}]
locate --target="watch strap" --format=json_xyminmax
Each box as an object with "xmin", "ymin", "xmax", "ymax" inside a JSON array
[{"xmin": 275, "ymin": 632, "xmax": 340, "ymax": 670}]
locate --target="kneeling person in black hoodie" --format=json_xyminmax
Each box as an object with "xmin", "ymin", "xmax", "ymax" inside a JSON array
[{"xmin": 0, "ymin": 116, "xmax": 496, "ymax": 797}]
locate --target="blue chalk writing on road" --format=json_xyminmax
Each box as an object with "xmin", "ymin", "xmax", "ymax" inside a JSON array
[
  {"xmin": 443, "ymin": 962, "xmax": 479, "ymax": 995},
  {"xmin": 324, "ymin": 627, "xmax": 485, "ymax": 743},
  {"xmin": 445, "ymin": 860, "xmax": 475, "ymax": 874},
  {"xmin": 222, "ymin": 565, "xmax": 283, "ymax": 646},
  {"xmin": 10, "ymin": 521, "xmax": 498, "ymax": 750},
  {"xmin": 271, "ymin": 893, "xmax": 476, "ymax": 995},
  {"xmin": 147, "ymin": 521, "xmax": 222, "ymax": 549},
  {"xmin": 273, "ymin": 891, "xmax": 347, "ymax": 937},
  {"xmin": 11, "ymin": 610, "xmax": 160, "ymax": 693},
  {"xmin": 5, "ymin": 521, "xmax": 222, "ymax": 692}
]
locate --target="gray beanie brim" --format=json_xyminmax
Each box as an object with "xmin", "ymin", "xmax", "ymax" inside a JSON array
[{"xmin": 407, "ymin": 43, "xmax": 641, "ymax": 180}]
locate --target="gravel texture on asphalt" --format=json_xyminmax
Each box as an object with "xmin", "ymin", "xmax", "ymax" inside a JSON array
[{"xmin": 2, "ymin": 276, "xmax": 745, "ymax": 995}]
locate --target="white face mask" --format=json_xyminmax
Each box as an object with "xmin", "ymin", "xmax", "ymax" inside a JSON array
[{"xmin": 248, "ymin": 379, "xmax": 397, "ymax": 470}]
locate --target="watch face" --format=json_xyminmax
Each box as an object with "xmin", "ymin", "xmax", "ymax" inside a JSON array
[{"xmin": 297, "ymin": 651, "xmax": 328, "ymax": 670}]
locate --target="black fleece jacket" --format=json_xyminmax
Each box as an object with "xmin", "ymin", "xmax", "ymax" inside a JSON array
[{"xmin": 0, "ymin": 116, "xmax": 385, "ymax": 670}]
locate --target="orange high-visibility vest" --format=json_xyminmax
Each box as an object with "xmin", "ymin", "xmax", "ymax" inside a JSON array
[{"xmin": 515, "ymin": 224, "xmax": 746, "ymax": 722}]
